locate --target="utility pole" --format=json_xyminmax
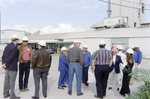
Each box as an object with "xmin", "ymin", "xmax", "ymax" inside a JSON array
[
  {"xmin": 107, "ymin": 0, "xmax": 111, "ymax": 17},
  {"xmin": 120, "ymin": 0, "xmax": 122, "ymax": 16},
  {"xmin": 0, "ymin": 3, "xmax": 1, "ymax": 50}
]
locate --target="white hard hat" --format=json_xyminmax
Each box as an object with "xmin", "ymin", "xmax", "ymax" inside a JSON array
[
  {"xmin": 22, "ymin": 36, "xmax": 29, "ymax": 41},
  {"xmin": 130, "ymin": 45, "xmax": 135, "ymax": 49},
  {"xmin": 74, "ymin": 39, "xmax": 81, "ymax": 44},
  {"xmin": 38, "ymin": 40, "xmax": 46, "ymax": 46},
  {"xmin": 127, "ymin": 48, "xmax": 134, "ymax": 54},
  {"xmin": 135, "ymin": 45, "xmax": 139, "ymax": 47},
  {"xmin": 82, "ymin": 44, "xmax": 88, "ymax": 48},
  {"xmin": 11, "ymin": 34, "xmax": 19, "ymax": 39},
  {"xmin": 118, "ymin": 45, "xmax": 123, "ymax": 50},
  {"xmin": 61, "ymin": 47, "xmax": 67, "ymax": 51},
  {"xmin": 99, "ymin": 40, "xmax": 106, "ymax": 45}
]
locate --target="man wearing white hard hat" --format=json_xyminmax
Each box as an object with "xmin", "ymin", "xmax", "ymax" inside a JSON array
[
  {"xmin": 134, "ymin": 45, "xmax": 142, "ymax": 68},
  {"xmin": 32, "ymin": 40, "xmax": 52, "ymax": 99},
  {"xmin": 58, "ymin": 47, "xmax": 68, "ymax": 89},
  {"xmin": 117, "ymin": 45, "xmax": 127, "ymax": 86},
  {"xmin": 67, "ymin": 39, "xmax": 84, "ymax": 96},
  {"xmin": 18, "ymin": 36, "xmax": 33, "ymax": 92},
  {"xmin": 2, "ymin": 34, "xmax": 20, "ymax": 99},
  {"xmin": 91, "ymin": 40, "xmax": 112, "ymax": 99},
  {"xmin": 82, "ymin": 44, "xmax": 91, "ymax": 88}
]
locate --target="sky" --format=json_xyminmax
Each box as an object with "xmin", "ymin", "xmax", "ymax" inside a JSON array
[{"xmin": 1, "ymin": 0, "xmax": 150, "ymax": 34}]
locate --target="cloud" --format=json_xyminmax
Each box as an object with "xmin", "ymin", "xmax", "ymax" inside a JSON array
[
  {"xmin": 2, "ymin": 23, "xmax": 85, "ymax": 34},
  {"xmin": 40, "ymin": 23, "xmax": 85, "ymax": 34}
]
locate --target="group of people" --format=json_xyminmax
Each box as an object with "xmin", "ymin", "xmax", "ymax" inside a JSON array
[
  {"xmin": 2, "ymin": 34, "xmax": 52, "ymax": 99},
  {"xmin": 1, "ymin": 33, "xmax": 142, "ymax": 99},
  {"xmin": 58, "ymin": 40, "xmax": 142, "ymax": 99}
]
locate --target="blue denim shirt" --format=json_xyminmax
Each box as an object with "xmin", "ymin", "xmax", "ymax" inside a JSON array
[{"xmin": 83, "ymin": 51, "xmax": 92, "ymax": 67}]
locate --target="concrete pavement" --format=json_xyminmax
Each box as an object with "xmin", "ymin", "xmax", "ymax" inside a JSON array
[{"xmin": 0, "ymin": 56, "xmax": 149, "ymax": 99}]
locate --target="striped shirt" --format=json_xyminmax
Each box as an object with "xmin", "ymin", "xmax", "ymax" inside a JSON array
[{"xmin": 92, "ymin": 48, "xmax": 112, "ymax": 65}]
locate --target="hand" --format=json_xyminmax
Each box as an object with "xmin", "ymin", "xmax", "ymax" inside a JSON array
[
  {"xmin": 91, "ymin": 69, "xmax": 94, "ymax": 73},
  {"xmin": 47, "ymin": 71, "xmax": 49, "ymax": 75},
  {"xmin": 20, "ymin": 60, "xmax": 23, "ymax": 63},
  {"xmin": 137, "ymin": 63, "xmax": 140, "ymax": 65},
  {"xmin": 30, "ymin": 65, "xmax": 33, "ymax": 69},
  {"xmin": 2, "ymin": 63, "xmax": 6, "ymax": 69}
]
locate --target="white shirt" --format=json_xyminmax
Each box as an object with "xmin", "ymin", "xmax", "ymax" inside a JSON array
[
  {"xmin": 117, "ymin": 51, "xmax": 127, "ymax": 68},
  {"xmin": 113, "ymin": 55, "xmax": 116, "ymax": 65}
]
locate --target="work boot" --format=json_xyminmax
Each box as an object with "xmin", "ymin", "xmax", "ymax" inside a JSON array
[
  {"xmin": 25, "ymin": 88, "xmax": 29, "ymax": 91},
  {"xmin": 68, "ymin": 91, "xmax": 72, "ymax": 95},
  {"xmin": 58, "ymin": 87, "xmax": 64, "ymax": 89},
  {"xmin": 20, "ymin": 89, "xmax": 26, "ymax": 92},
  {"xmin": 108, "ymin": 87, "xmax": 112, "ymax": 90},
  {"xmin": 77, "ymin": 92, "xmax": 83, "ymax": 96},
  {"xmin": 94, "ymin": 95, "xmax": 103, "ymax": 99}
]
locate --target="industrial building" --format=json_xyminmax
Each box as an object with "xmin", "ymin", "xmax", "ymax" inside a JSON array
[{"xmin": 1, "ymin": 0, "xmax": 150, "ymax": 58}]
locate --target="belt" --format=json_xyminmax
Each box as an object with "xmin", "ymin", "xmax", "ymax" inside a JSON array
[
  {"xmin": 95, "ymin": 65, "xmax": 109, "ymax": 66},
  {"xmin": 23, "ymin": 61, "xmax": 30, "ymax": 63}
]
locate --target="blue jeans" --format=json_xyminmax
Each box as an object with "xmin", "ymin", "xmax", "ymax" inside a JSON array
[
  {"xmin": 19, "ymin": 62, "xmax": 30, "ymax": 90},
  {"xmin": 68, "ymin": 62, "xmax": 82, "ymax": 93},
  {"xmin": 58, "ymin": 70, "xmax": 68, "ymax": 87},
  {"xmin": 82, "ymin": 66, "xmax": 89, "ymax": 86}
]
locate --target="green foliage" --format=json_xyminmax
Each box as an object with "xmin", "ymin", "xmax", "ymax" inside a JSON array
[{"xmin": 126, "ymin": 68, "xmax": 150, "ymax": 99}]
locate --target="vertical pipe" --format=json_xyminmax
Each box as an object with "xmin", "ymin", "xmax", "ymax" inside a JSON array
[
  {"xmin": 120, "ymin": 0, "xmax": 121, "ymax": 16},
  {"xmin": 108, "ymin": 0, "xmax": 111, "ymax": 17},
  {"xmin": 0, "ymin": 4, "xmax": 1, "ymax": 50}
]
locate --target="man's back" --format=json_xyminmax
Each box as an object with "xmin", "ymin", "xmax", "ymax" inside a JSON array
[
  {"xmin": 2, "ymin": 42, "xmax": 18, "ymax": 71},
  {"xmin": 92, "ymin": 48, "xmax": 112, "ymax": 65},
  {"xmin": 67, "ymin": 46, "xmax": 83, "ymax": 65},
  {"xmin": 32, "ymin": 49, "xmax": 52, "ymax": 69}
]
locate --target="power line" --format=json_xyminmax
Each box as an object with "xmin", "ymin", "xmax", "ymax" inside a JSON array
[
  {"xmin": 99, "ymin": 0, "xmax": 150, "ymax": 10},
  {"xmin": 121, "ymin": 0, "xmax": 150, "ymax": 6}
]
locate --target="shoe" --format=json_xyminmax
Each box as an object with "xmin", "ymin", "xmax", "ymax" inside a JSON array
[
  {"xmin": 94, "ymin": 95, "xmax": 103, "ymax": 99},
  {"xmin": 117, "ymin": 88, "xmax": 120, "ymax": 91},
  {"xmin": 82, "ymin": 85, "xmax": 88, "ymax": 88},
  {"xmin": 58, "ymin": 87, "xmax": 64, "ymax": 89},
  {"xmin": 77, "ymin": 92, "xmax": 83, "ymax": 96},
  {"xmin": 68, "ymin": 91, "xmax": 72, "ymax": 95},
  {"xmin": 108, "ymin": 87, "xmax": 112, "ymax": 90},
  {"xmin": 82, "ymin": 83, "xmax": 85, "ymax": 86},
  {"xmin": 4, "ymin": 94, "xmax": 10, "ymax": 98},
  {"xmin": 25, "ymin": 88, "xmax": 29, "ymax": 91},
  {"xmin": 20, "ymin": 89, "xmax": 26, "ymax": 92},
  {"xmin": 62, "ymin": 85, "xmax": 67, "ymax": 88},
  {"xmin": 31, "ymin": 96, "xmax": 39, "ymax": 99},
  {"xmin": 15, "ymin": 96, "xmax": 21, "ymax": 99},
  {"xmin": 44, "ymin": 96, "xmax": 47, "ymax": 98}
]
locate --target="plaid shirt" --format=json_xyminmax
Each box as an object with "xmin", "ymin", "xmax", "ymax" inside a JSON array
[{"xmin": 92, "ymin": 48, "xmax": 112, "ymax": 65}]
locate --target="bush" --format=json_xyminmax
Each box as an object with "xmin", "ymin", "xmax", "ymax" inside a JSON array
[{"xmin": 126, "ymin": 68, "xmax": 150, "ymax": 99}]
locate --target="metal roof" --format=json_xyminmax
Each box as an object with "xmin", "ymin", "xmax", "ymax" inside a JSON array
[{"xmin": 28, "ymin": 28, "xmax": 150, "ymax": 40}]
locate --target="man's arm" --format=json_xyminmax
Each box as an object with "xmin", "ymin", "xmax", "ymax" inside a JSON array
[
  {"xmin": 2, "ymin": 49, "xmax": 6, "ymax": 65},
  {"xmin": 79, "ymin": 49, "xmax": 83, "ymax": 66},
  {"xmin": 32, "ymin": 52, "xmax": 38, "ymax": 69},
  {"xmin": 88, "ymin": 53, "xmax": 92, "ymax": 66},
  {"xmin": 137, "ymin": 52, "xmax": 142, "ymax": 65},
  {"xmin": 67, "ymin": 50, "xmax": 70, "ymax": 65},
  {"xmin": 109, "ymin": 60, "xmax": 113, "ymax": 67},
  {"xmin": 109, "ymin": 51, "xmax": 113, "ymax": 67},
  {"xmin": 91, "ymin": 59, "xmax": 95, "ymax": 73},
  {"xmin": 5, "ymin": 47, "xmax": 17, "ymax": 67}
]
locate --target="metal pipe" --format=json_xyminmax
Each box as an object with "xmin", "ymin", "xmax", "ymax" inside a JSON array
[{"xmin": 107, "ymin": 0, "xmax": 111, "ymax": 17}]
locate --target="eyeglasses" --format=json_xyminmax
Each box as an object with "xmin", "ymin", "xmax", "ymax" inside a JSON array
[{"xmin": 23, "ymin": 41, "xmax": 28, "ymax": 42}]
